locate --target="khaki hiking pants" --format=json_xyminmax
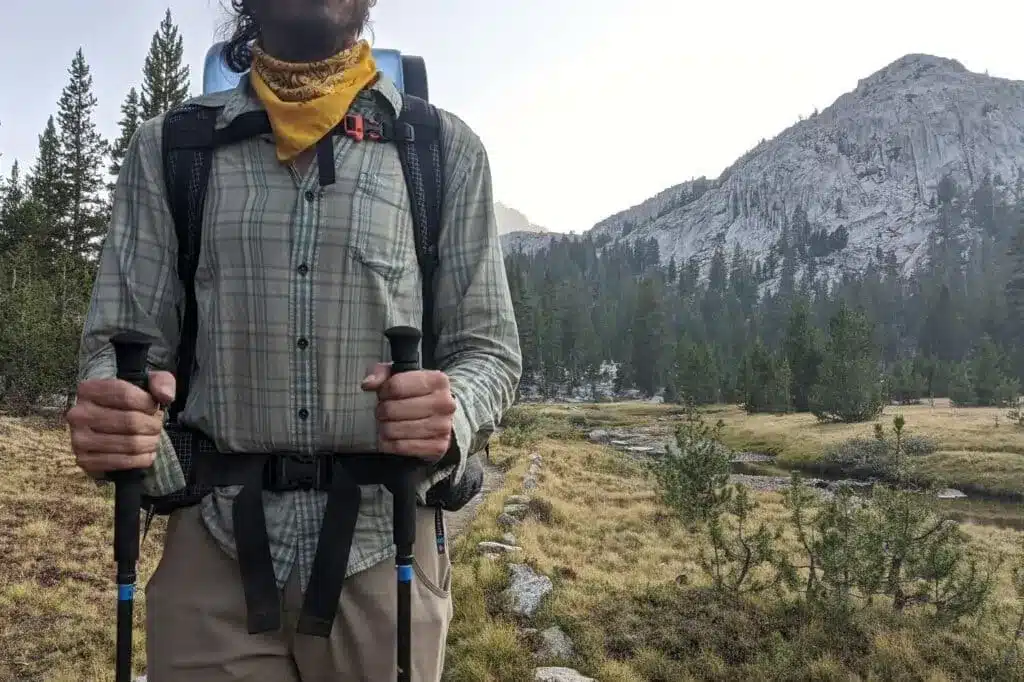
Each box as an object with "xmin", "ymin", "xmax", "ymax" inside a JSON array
[{"xmin": 144, "ymin": 505, "xmax": 454, "ymax": 681}]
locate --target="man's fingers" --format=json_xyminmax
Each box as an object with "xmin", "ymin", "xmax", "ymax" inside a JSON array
[
  {"xmin": 71, "ymin": 425, "xmax": 160, "ymax": 456},
  {"xmin": 378, "ymin": 437, "xmax": 449, "ymax": 460},
  {"xmin": 377, "ymin": 370, "xmax": 449, "ymax": 401},
  {"xmin": 147, "ymin": 370, "xmax": 177, "ymax": 406},
  {"xmin": 76, "ymin": 451, "xmax": 157, "ymax": 474},
  {"xmin": 78, "ymin": 378, "xmax": 159, "ymax": 413},
  {"xmin": 361, "ymin": 362, "xmax": 393, "ymax": 391},
  {"xmin": 379, "ymin": 416, "xmax": 453, "ymax": 442},
  {"xmin": 66, "ymin": 401, "xmax": 163, "ymax": 436},
  {"xmin": 376, "ymin": 392, "xmax": 456, "ymax": 422}
]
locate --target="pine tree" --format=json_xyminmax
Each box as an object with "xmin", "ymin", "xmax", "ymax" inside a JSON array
[
  {"xmin": 948, "ymin": 361, "xmax": 975, "ymax": 407},
  {"xmin": 1005, "ymin": 212, "xmax": 1024, "ymax": 379},
  {"xmin": 109, "ymin": 87, "xmax": 141, "ymax": 178},
  {"xmin": 741, "ymin": 339, "xmax": 792, "ymax": 413},
  {"xmin": 0, "ymin": 163, "xmax": 46, "ymax": 257},
  {"xmin": 675, "ymin": 340, "xmax": 720, "ymax": 405},
  {"xmin": 809, "ymin": 302, "xmax": 884, "ymax": 423},
  {"xmin": 55, "ymin": 48, "xmax": 109, "ymax": 261},
  {"xmin": 969, "ymin": 337, "xmax": 1018, "ymax": 407},
  {"xmin": 0, "ymin": 162, "xmax": 25, "ymax": 250},
  {"xmin": 140, "ymin": 9, "xmax": 191, "ymax": 120},
  {"xmin": 27, "ymin": 116, "xmax": 66, "ymax": 256},
  {"xmin": 630, "ymin": 277, "xmax": 664, "ymax": 396},
  {"xmin": 888, "ymin": 359, "xmax": 927, "ymax": 405},
  {"xmin": 784, "ymin": 298, "xmax": 823, "ymax": 411}
]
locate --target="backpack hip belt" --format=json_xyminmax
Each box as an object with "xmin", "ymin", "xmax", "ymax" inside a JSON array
[{"xmin": 164, "ymin": 425, "xmax": 430, "ymax": 636}]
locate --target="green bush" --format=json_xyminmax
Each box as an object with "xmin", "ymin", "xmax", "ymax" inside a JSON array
[
  {"xmin": 819, "ymin": 437, "xmax": 892, "ymax": 479},
  {"xmin": 500, "ymin": 405, "xmax": 537, "ymax": 429},
  {"xmin": 498, "ymin": 425, "xmax": 539, "ymax": 449},
  {"xmin": 902, "ymin": 435, "xmax": 938, "ymax": 457},
  {"xmin": 652, "ymin": 402, "xmax": 732, "ymax": 527}
]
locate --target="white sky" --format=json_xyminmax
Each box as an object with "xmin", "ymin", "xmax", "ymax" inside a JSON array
[{"xmin": 2, "ymin": 0, "xmax": 1023, "ymax": 234}]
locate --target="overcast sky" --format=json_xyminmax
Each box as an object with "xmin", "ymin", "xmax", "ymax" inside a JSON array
[{"xmin": 2, "ymin": 0, "xmax": 1023, "ymax": 233}]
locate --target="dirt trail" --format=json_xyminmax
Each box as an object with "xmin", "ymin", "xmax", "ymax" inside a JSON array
[{"xmin": 444, "ymin": 456, "xmax": 506, "ymax": 539}]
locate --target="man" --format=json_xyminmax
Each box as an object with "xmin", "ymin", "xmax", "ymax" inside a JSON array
[{"xmin": 66, "ymin": 0, "xmax": 522, "ymax": 679}]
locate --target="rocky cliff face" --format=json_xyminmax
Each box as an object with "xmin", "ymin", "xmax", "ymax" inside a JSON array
[
  {"xmin": 502, "ymin": 54, "xmax": 1024, "ymax": 277},
  {"xmin": 494, "ymin": 201, "xmax": 549, "ymax": 236}
]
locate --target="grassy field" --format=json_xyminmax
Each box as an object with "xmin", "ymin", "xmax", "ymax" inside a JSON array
[
  {"xmin": 707, "ymin": 399, "xmax": 1024, "ymax": 500},
  {"xmin": 4, "ymin": 402, "xmax": 1024, "ymax": 680},
  {"xmin": 442, "ymin": 402, "xmax": 1024, "ymax": 681},
  {"xmin": 0, "ymin": 415, "xmax": 166, "ymax": 682}
]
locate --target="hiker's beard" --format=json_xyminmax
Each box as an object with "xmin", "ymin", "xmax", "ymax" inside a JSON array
[{"xmin": 253, "ymin": 0, "xmax": 374, "ymax": 63}]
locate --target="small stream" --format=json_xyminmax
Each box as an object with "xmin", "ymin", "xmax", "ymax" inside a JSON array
[{"xmin": 586, "ymin": 425, "xmax": 1024, "ymax": 531}]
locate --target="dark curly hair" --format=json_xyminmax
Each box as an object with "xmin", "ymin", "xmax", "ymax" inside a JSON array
[
  {"xmin": 223, "ymin": 0, "xmax": 377, "ymax": 73},
  {"xmin": 223, "ymin": 0, "xmax": 259, "ymax": 73}
]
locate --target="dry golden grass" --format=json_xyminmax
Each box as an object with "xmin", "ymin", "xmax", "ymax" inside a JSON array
[
  {"xmin": 5, "ymin": 401, "xmax": 1024, "ymax": 681},
  {"xmin": 0, "ymin": 415, "xmax": 165, "ymax": 682},
  {"xmin": 443, "ymin": 403, "xmax": 1024, "ymax": 681},
  {"xmin": 711, "ymin": 400, "xmax": 1024, "ymax": 460},
  {"xmin": 709, "ymin": 400, "xmax": 1024, "ymax": 499}
]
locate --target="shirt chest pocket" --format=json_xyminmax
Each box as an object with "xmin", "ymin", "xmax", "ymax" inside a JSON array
[{"xmin": 346, "ymin": 168, "xmax": 418, "ymax": 281}]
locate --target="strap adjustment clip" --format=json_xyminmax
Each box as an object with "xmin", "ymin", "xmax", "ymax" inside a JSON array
[{"xmin": 342, "ymin": 114, "xmax": 365, "ymax": 142}]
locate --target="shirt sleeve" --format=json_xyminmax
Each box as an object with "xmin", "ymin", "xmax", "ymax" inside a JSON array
[
  {"xmin": 423, "ymin": 109, "xmax": 523, "ymax": 492},
  {"xmin": 77, "ymin": 115, "xmax": 186, "ymax": 496}
]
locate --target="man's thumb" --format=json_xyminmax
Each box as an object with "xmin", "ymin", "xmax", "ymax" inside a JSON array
[
  {"xmin": 361, "ymin": 362, "xmax": 392, "ymax": 391},
  {"xmin": 148, "ymin": 370, "xmax": 177, "ymax": 406}
]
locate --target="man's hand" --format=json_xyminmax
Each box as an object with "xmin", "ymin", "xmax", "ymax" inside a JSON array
[
  {"xmin": 66, "ymin": 371, "xmax": 176, "ymax": 476},
  {"xmin": 362, "ymin": 364, "xmax": 456, "ymax": 462}
]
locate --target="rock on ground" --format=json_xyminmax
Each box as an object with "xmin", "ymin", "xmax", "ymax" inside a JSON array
[
  {"xmin": 538, "ymin": 625, "xmax": 575, "ymax": 659},
  {"xmin": 534, "ymin": 667, "xmax": 596, "ymax": 682},
  {"xmin": 477, "ymin": 541, "xmax": 522, "ymax": 554},
  {"xmin": 503, "ymin": 503, "xmax": 530, "ymax": 518},
  {"xmin": 937, "ymin": 488, "xmax": 968, "ymax": 499},
  {"xmin": 504, "ymin": 564, "xmax": 553, "ymax": 617}
]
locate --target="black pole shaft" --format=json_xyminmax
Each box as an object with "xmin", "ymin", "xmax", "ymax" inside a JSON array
[
  {"xmin": 109, "ymin": 331, "xmax": 153, "ymax": 682},
  {"xmin": 384, "ymin": 326, "xmax": 423, "ymax": 682}
]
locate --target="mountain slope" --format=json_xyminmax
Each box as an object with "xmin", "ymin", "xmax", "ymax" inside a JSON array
[
  {"xmin": 494, "ymin": 201, "xmax": 549, "ymax": 235},
  {"xmin": 509, "ymin": 54, "xmax": 1024, "ymax": 276}
]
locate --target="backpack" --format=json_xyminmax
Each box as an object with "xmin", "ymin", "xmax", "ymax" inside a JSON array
[{"xmin": 144, "ymin": 90, "xmax": 486, "ymax": 522}]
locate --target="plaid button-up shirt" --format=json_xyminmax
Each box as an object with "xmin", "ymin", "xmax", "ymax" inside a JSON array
[{"xmin": 77, "ymin": 73, "xmax": 521, "ymax": 590}]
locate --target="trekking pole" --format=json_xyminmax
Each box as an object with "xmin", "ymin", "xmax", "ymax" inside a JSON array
[
  {"xmin": 383, "ymin": 325, "xmax": 424, "ymax": 682},
  {"xmin": 108, "ymin": 330, "xmax": 153, "ymax": 682}
]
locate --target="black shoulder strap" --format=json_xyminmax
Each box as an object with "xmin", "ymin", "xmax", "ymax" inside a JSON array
[
  {"xmin": 161, "ymin": 103, "xmax": 219, "ymax": 420},
  {"xmin": 393, "ymin": 94, "xmax": 445, "ymax": 370}
]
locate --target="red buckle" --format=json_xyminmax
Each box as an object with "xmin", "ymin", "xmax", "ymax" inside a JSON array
[{"xmin": 343, "ymin": 114, "xmax": 364, "ymax": 142}]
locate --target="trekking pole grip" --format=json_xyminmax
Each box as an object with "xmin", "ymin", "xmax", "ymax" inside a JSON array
[
  {"xmin": 109, "ymin": 331, "xmax": 152, "ymax": 559},
  {"xmin": 109, "ymin": 330, "xmax": 153, "ymax": 682},
  {"xmin": 383, "ymin": 325, "xmax": 422, "ymax": 682},
  {"xmin": 384, "ymin": 325, "xmax": 422, "ymax": 554}
]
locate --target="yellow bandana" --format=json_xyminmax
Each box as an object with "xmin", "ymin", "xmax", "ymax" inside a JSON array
[{"xmin": 249, "ymin": 40, "xmax": 378, "ymax": 163}]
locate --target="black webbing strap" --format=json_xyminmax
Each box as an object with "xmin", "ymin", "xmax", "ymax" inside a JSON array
[
  {"xmin": 394, "ymin": 94, "xmax": 444, "ymax": 370},
  {"xmin": 193, "ymin": 446, "xmax": 422, "ymax": 636},
  {"xmin": 295, "ymin": 471, "xmax": 362, "ymax": 636},
  {"xmin": 230, "ymin": 455, "xmax": 280, "ymax": 633},
  {"xmin": 161, "ymin": 104, "xmax": 218, "ymax": 420}
]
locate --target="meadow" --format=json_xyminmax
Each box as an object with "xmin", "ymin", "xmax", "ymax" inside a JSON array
[{"xmin": 3, "ymin": 401, "xmax": 1024, "ymax": 681}]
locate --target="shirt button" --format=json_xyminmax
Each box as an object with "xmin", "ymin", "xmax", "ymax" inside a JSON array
[
  {"xmin": 304, "ymin": 189, "xmax": 316, "ymax": 202},
  {"xmin": 297, "ymin": 263, "xmax": 309, "ymax": 276},
  {"xmin": 298, "ymin": 408, "xmax": 309, "ymax": 420},
  {"xmin": 297, "ymin": 337, "xmax": 309, "ymax": 350}
]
